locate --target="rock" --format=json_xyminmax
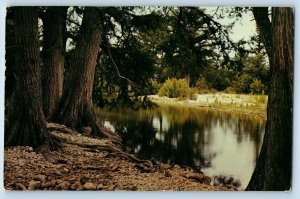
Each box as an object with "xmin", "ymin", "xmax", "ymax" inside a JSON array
[
  {"xmin": 55, "ymin": 171, "xmax": 62, "ymax": 175},
  {"xmin": 56, "ymin": 159, "xmax": 68, "ymax": 164},
  {"xmin": 83, "ymin": 182, "xmax": 96, "ymax": 190},
  {"xmin": 33, "ymin": 174, "xmax": 47, "ymax": 182},
  {"xmin": 56, "ymin": 181, "xmax": 71, "ymax": 190},
  {"xmin": 125, "ymin": 185, "xmax": 138, "ymax": 191},
  {"xmin": 15, "ymin": 183, "xmax": 27, "ymax": 190},
  {"xmin": 79, "ymin": 176, "xmax": 89, "ymax": 185},
  {"xmin": 96, "ymin": 183, "xmax": 104, "ymax": 190},
  {"xmin": 70, "ymin": 182, "xmax": 81, "ymax": 190},
  {"xmin": 42, "ymin": 180, "xmax": 56, "ymax": 188},
  {"xmin": 81, "ymin": 126, "xmax": 92, "ymax": 136},
  {"xmin": 63, "ymin": 168, "xmax": 69, "ymax": 172},
  {"xmin": 174, "ymin": 164, "xmax": 180, "ymax": 169},
  {"xmin": 107, "ymin": 185, "xmax": 115, "ymax": 191},
  {"xmin": 111, "ymin": 165, "xmax": 119, "ymax": 172},
  {"xmin": 18, "ymin": 160, "xmax": 25, "ymax": 167},
  {"xmin": 28, "ymin": 180, "xmax": 42, "ymax": 190},
  {"xmin": 164, "ymin": 170, "xmax": 172, "ymax": 177}
]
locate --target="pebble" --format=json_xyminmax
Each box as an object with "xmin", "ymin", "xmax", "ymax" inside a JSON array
[
  {"xmin": 79, "ymin": 176, "xmax": 89, "ymax": 185},
  {"xmin": 83, "ymin": 182, "xmax": 96, "ymax": 190},
  {"xmin": 63, "ymin": 168, "xmax": 69, "ymax": 172},
  {"xmin": 96, "ymin": 183, "xmax": 104, "ymax": 190},
  {"xmin": 15, "ymin": 183, "xmax": 27, "ymax": 190},
  {"xmin": 112, "ymin": 165, "xmax": 119, "ymax": 172},
  {"xmin": 33, "ymin": 174, "xmax": 47, "ymax": 182},
  {"xmin": 28, "ymin": 180, "xmax": 42, "ymax": 190},
  {"xmin": 107, "ymin": 185, "xmax": 115, "ymax": 191},
  {"xmin": 56, "ymin": 181, "xmax": 71, "ymax": 190},
  {"xmin": 70, "ymin": 182, "xmax": 81, "ymax": 190},
  {"xmin": 42, "ymin": 180, "xmax": 56, "ymax": 188}
]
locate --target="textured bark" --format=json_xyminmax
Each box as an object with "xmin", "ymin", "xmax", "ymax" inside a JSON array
[
  {"xmin": 52, "ymin": 8, "xmax": 120, "ymax": 143},
  {"xmin": 5, "ymin": 7, "xmax": 59, "ymax": 149},
  {"xmin": 5, "ymin": 8, "xmax": 16, "ymax": 101},
  {"xmin": 41, "ymin": 7, "xmax": 67, "ymax": 117},
  {"xmin": 247, "ymin": 7, "xmax": 293, "ymax": 191}
]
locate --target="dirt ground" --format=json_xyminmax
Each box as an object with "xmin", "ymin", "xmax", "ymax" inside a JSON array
[{"xmin": 4, "ymin": 126, "xmax": 236, "ymax": 191}]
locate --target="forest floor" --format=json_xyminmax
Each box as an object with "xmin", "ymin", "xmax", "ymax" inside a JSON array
[
  {"xmin": 149, "ymin": 93, "xmax": 267, "ymax": 118},
  {"xmin": 4, "ymin": 125, "xmax": 235, "ymax": 191}
]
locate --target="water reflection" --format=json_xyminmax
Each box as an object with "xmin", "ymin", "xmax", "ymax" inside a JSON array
[{"xmin": 96, "ymin": 105, "xmax": 265, "ymax": 189}]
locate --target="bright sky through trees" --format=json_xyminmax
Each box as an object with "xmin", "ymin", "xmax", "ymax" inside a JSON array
[{"xmin": 205, "ymin": 7, "xmax": 257, "ymax": 42}]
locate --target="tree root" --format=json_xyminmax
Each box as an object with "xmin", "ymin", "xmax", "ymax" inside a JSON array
[
  {"xmin": 70, "ymin": 141, "xmax": 154, "ymax": 171},
  {"xmin": 46, "ymin": 122, "xmax": 78, "ymax": 135},
  {"xmin": 47, "ymin": 122, "xmax": 155, "ymax": 172}
]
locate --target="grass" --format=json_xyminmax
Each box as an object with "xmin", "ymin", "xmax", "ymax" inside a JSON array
[{"xmin": 148, "ymin": 93, "xmax": 268, "ymax": 118}]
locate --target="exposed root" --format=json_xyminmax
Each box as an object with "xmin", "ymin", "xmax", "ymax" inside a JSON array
[
  {"xmin": 46, "ymin": 123, "xmax": 155, "ymax": 173},
  {"xmin": 46, "ymin": 123, "xmax": 77, "ymax": 135}
]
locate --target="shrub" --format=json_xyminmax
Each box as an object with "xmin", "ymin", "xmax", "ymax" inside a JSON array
[
  {"xmin": 196, "ymin": 76, "xmax": 209, "ymax": 90},
  {"xmin": 149, "ymin": 79, "xmax": 162, "ymax": 94},
  {"xmin": 224, "ymin": 86, "xmax": 236, "ymax": 94},
  {"xmin": 250, "ymin": 79, "xmax": 265, "ymax": 94},
  {"xmin": 158, "ymin": 78, "xmax": 190, "ymax": 98},
  {"xmin": 232, "ymin": 74, "xmax": 253, "ymax": 93},
  {"xmin": 188, "ymin": 87, "xmax": 198, "ymax": 100}
]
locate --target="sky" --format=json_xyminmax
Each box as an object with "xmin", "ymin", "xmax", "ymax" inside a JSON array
[{"xmin": 205, "ymin": 7, "xmax": 257, "ymax": 42}]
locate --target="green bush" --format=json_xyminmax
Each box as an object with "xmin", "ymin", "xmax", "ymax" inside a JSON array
[
  {"xmin": 158, "ymin": 78, "xmax": 190, "ymax": 98},
  {"xmin": 224, "ymin": 86, "xmax": 236, "ymax": 94},
  {"xmin": 196, "ymin": 76, "xmax": 209, "ymax": 90},
  {"xmin": 149, "ymin": 79, "xmax": 162, "ymax": 94},
  {"xmin": 250, "ymin": 79, "xmax": 265, "ymax": 94},
  {"xmin": 188, "ymin": 87, "xmax": 198, "ymax": 100},
  {"xmin": 232, "ymin": 74, "xmax": 253, "ymax": 93}
]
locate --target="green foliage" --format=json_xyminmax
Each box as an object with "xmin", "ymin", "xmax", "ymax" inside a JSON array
[
  {"xmin": 232, "ymin": 73, "xmax": 253, "ymax": 93},
  {"xmin": 188, "ymin": 87, "xmax": 198, "ymax": 100},
  {"xmin": 196, "ymin": 76, "xmax": 209, "ymax": 90},
  {"xmin": 158, "ymin": 78, "xmax": 191, "ymax": 98},
  {"xmin": 224, "ymin": 86, "xmax": 236, "ymax": 94},
  {"xmin": 250, "ymin": 79, "xmax": 265, "ymax": 94},
  {"xmin": 149, "ymin": 79, "xmax": 162, "ymax": 94}
]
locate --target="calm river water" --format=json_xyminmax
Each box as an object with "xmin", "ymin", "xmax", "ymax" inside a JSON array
[{"xmin": 97, "ymin": 105, "xmax": 265, "ymax": 189}]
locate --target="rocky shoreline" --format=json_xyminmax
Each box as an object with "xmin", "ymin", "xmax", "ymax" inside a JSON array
[{"xmin": 4, "ymin": 128, "xmax": 236, "ymax": 191}]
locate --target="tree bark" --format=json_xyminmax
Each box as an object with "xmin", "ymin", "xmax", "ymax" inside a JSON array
[
  {"xmin": 5, "ymin": 7, "xmax": 59, "ymax": 149},
  {"xmin": 51, "ymin": 7, "xmax": 120, "ymax": 143},
  {"xmin": 246, "ymin": 7, "xmax": 293, "ymax": 191},
  {"xmin": 5, "ymin": 8, "xmax": 16, "ymax": 101},
  {"xmin": 41, "ymin": 7, "xmax": 68, "ymax": 117}
]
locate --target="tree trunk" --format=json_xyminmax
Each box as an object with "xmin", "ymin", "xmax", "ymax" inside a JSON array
[
  {"xmin": 41, "ymin": 7, "xmax": 68, "ymax": 117},
  {"xmin": 51, "ymin": 8, "xmax": 120, "ymax": 142},
  {"xmin": 5, "ymin": 7, "xmax": 59, "ymax": 149},
  {"xmin": 5, "ymin": 8, "xmax": 16, "ymax": 101},
  {"xmin": 246, "ymin": 7, "xmax": 293, "ymax": 191}
]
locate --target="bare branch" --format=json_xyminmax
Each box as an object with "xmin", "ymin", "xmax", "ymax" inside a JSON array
[{"xmin": 106, "ymin": 45, "xmax": 141, "ymax": 91}]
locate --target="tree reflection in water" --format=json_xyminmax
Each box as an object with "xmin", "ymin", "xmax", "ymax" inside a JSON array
[{"xmin": 97, "ymin": 105, "xmax": 265, "ymax": 189}]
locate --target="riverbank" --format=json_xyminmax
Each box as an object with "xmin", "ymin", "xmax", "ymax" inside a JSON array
[
  {"xmin": 4, "ymin": 125, "xmax": 235, "ymax": 191},
  {"xmin": 148, "ymin": 93, "xmax": 267, "ymax": 118}
]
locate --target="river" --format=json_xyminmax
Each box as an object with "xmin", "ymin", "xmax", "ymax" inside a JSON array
[{"xmin": 97, "ymin": 104, "xmax": 265, "ymax": 189}]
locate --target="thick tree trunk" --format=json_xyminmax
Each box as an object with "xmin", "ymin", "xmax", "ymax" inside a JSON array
[
  {"xmin": 41, "ymin": 7, "xmax": 67, "ymax": 117},
  {"xmin": 51, "ymin": 8, "xmax": 120, "ymax": 142},
  {"xmin": 246, "ymin": 7, "xmax": 293, "ymax": 191},
  {"xmin": 5, "ymin": 8, "xmax": 16, "ymax": 101},
  {"xmin": 5, "ymin": 7, "xmax": 59, "ymax": 149}
]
